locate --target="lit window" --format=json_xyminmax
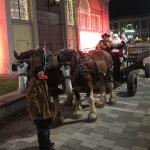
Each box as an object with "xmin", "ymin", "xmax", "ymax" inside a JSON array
[
  {"xmin": 66, "ymin": 0, "xmax": 75, "ymax": 25},
  {"xmin": 79, "ymin": 0, "xmax": 101, "ymax": 32},
  {"xmin": 10, "ymin": 0, "xmax": 29, "ymax": 21},
  {"xmin": 79, "ymin": 0, "xmax": 91, "ymax": 30},
  {"xmin": 79, "ymin": 11, "xmax": 90, "ymax": 30}
]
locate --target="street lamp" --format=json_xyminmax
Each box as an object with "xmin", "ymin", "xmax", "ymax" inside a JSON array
[
  {"xmin": 124, "ymin": 24, "xmax": 136, "ymax": 42},
  {"xmin": 125, "ymin": 24, "xmax": 135, "ymax": 33}
]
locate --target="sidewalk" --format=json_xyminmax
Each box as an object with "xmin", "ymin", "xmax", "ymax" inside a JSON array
[
  {"xmin": 0, "ymin": 91, "xmax": 26, "ymax": 119},
  {"xmin": 0, "ymin": 76, "xmax": 150, "ymax": 150}
]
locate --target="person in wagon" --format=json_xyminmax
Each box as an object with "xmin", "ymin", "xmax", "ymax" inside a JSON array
[
  {"xmin": 96, "ymin": 33, "xmax": 126, "ymax": 81},
  {"xmin": 95, "ymin": 33, "xmax": 112, "ymax": 52},
  {"xmin": 121, "ymin": 32, "xmax": 128, "ymax": 57},
  {"xmin": 111, "ymin": 33, "xmax": 126, "ymax": 62},
  {"xmin": 26, "ymin": 70, "xmax": 55, "ymax": 150},
  {"xmin": 96, "ymin": 33, "xmax": 126, "ymax": 61}
]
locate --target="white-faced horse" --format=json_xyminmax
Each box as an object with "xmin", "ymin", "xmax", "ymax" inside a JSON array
[
  {"xmin": 58, "ymin": 49, "xmax": 117, "ymax": 122},
  {"xmin": 12, "ymin": 49, "xmax": 73, "ymax": 124}
]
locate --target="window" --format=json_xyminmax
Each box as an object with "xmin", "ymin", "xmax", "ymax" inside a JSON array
[
  {"xmin": 133, "ymin": 21, "xmax": 140, "ymax": 29},
  {"xmin": 66, "ymin": 0, "xmax": 75, "ymax": 25},
  {"xmin": 148, "ymin": 20, "xmax": 150, "ymax": 32},
  {"xmin": 79, "ymin": 0, "xmax": 90, "ymax": 30},
  {"xmin": 10, "ymin": 0, "xmax": 29, "ymax": 20},
  {"xmin": 78, "ymin": 0, "xmax": 101, "ymax": 31},
  {"xmin": 79, "ymin": 11, "xmax": 91, "ymax": 30},
  {"xmin": 91, "ymin": 14, "xmax": 100, "ymax": 31}
]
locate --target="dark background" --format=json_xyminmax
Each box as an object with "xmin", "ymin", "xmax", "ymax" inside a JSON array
[{"xmin": 109, "ymin": 0, "xmax": 150, "ymax": 19}]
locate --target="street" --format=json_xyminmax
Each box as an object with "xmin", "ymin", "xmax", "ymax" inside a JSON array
[{"xmin": 0, "ymin": 71, "xmax": 150, "ymax": 150}]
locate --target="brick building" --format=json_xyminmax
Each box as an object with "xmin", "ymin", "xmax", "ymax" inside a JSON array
[{"xmin": 0, "ymin": 0, "xmax": 110, "ymax": 75}]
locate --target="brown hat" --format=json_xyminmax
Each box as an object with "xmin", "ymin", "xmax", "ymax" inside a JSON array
[{"xmin": 102, "ymin": 33, "xmax": 110, "ymax": 38}]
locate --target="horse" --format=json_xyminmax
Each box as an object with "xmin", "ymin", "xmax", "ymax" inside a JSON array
[
  {"xmin": 12, "ymin": 48, "xmax": 73, "ymax": 124},
  {"xmin": 57, "ymin": 49, "xmax": 116, "ymax": 122}
]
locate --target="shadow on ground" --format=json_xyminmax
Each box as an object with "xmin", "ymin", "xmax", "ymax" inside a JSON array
[{"xmin": 19, "ymin": 146, "xmax": 38, "ymax": 150}]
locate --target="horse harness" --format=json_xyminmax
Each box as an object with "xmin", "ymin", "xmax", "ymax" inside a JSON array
[
  {"xmin": 71, "ymin": 51, "xmax": 113, "ymax": 84},
  {"xmin": 71, "ymin": 52, "xmax": 99, "ymax": 79}
]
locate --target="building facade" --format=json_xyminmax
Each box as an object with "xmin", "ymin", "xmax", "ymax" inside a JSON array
[
  {"xmin": 0, "ymin": 0, "xmax": 38, "ymax": 75},
  {"xmin": 0, "ymin": 0, "xmax": 110, "ymax": 75},
  {"xmin": 110, "ymin": 15, "xmax": 150, "ymax": 42},
  {"xmin": 36, "ymin": 0, "xmax": 110, "ymax": 51}
]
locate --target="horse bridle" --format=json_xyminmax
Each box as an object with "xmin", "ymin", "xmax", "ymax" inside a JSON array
[
  {"xmin": 59, "ymin": 62, "xmax": 72, "ymax": 80},
  {"xmin": 42, "ymin": 49, "xmax": 72, "ymax": 80},
  {"xmin": 16, "ymin": 48, "xmax": 72, "ymax": 81},
  {"xmin": 15, "ymin": 59, "xmax": 31, "ymax": 77},
  {"xmin": 43, "ymin": 51, "xmax": 50, "ymax": 72}
]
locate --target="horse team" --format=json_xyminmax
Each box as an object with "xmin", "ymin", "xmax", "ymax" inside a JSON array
[{"xmin": 12, "ymin": 32, "xmax": 126, "ymax": 149}]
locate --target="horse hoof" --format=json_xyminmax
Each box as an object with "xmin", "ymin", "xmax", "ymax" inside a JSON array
[
  {"xmin": 95, "ymin": 101, "xmax": 105, "ymax": 108},
  {"xmin": 107, "ymin": 99, "xmax": 117, "ymax": 105},
  {"xmin": 87, "ymin": 112, "xmax": 97, "ymax": 122},
  {"xmin": 72, "ymin": 110, "xmax": 83, "ymax": 119},
  {"xmin": 64, "ymin": 94, "xmax": 74, "ymax": 107},
  {"xmin": 108, "ymin": 96, "xmax": 117, "ymax": 105},
  {"xmin": 53, "ymin": 115, "xmax": 64, "ymax": 125}
]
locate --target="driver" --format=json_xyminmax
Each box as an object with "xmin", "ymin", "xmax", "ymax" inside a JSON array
[{"xmin": 95, "ymin": 33, "xmax": 112, "ymax": 52}]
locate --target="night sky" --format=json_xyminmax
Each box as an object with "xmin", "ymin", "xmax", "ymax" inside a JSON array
[{"xmin": 109, "ymin": 0, "xmax": 150, "ymax": 19}]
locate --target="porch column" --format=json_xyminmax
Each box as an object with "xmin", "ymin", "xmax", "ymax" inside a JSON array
[{"xmin": 0, "ymin": 0, "xmax": 14, "ymax": 75}]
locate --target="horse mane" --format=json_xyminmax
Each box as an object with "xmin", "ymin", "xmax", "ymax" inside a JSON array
[
  {"xmin": 18, "ymin": 50, "xmax": 35, "ymax": 60},
  {"xmin": 18, "ymin": 49, "xmax": 44, "ymax": 60},
  {"xmin": 57, "ymin": 48, "xmax": 78, "ymax": 62}
]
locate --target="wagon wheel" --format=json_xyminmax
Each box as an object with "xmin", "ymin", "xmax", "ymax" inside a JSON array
[
  {"xmin": 144, "ymin": 63, "xmax": 150, "ymax": 78},
  {"xmin": 127, "ymin": 72, "xmax": 137, "ymax": 96}
]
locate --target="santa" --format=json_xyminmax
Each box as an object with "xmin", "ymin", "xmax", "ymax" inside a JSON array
[{"xmin": 111, "ymin": 33, "xmax": 126, "ymax": 62}]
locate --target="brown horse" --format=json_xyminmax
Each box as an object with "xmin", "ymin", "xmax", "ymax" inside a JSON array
[
  {"xmin": 58, "ymin": 49, "xmax": 116, "ymax": 122},
  {"xmin": 13, "ymin": 48, "xmax": 73, "ymax": 124}
]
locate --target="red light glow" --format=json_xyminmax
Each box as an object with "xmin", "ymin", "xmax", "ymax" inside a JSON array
[
  {"xmin": 0, "ymin": 0, "xmax": 10, "ymax": 74},
  {"xmin": 79, "ymin": 31, "xmax": 101, "ymax": 52},
  {"xmin": 78, "ymin": 0, "xmax": 110, "ymax": 52}
]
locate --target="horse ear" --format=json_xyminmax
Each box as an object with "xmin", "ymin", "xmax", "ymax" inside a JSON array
[
  {"xmin": 14, "ymin": 50, "xmax": 20, "ymax": 59},
  {"xmin": 12, "ymin": 63, "xmax": 17, "ymax": 71}
]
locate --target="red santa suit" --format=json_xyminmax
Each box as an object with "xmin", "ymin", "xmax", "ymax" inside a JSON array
[{"xmin": 110, "ymin": 34, "xmax": 125, "ymax": 59}]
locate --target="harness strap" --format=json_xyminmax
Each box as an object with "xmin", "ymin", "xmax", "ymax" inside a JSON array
[
  {"xmin": 64, "ymin": 76, "xmax": 72, "ymax": 79},
  {"xmin": 18, "ymin": 73, "xmax": 27, "ymax": 77}
]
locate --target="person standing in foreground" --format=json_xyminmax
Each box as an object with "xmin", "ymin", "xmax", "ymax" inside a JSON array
[{"xmin": 26, "ymin": 70, "xmax": 55, "ymax": 150}]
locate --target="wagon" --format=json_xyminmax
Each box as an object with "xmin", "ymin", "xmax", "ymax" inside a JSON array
[{"xmin": 116, "ymin": 49, "xmax": 150, "ymax": 96}]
